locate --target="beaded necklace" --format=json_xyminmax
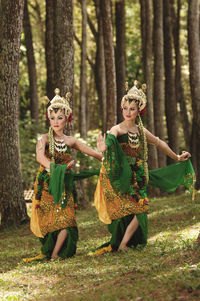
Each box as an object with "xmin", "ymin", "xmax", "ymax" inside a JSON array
[{"xmin": 127, "ymin": 131, "xmax": 140, "ymax": 149}]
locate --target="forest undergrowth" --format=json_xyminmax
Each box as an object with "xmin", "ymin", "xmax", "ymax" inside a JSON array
[{"xmin": 0, "ymin": 193, "xmax": 199, "ymax": 301}]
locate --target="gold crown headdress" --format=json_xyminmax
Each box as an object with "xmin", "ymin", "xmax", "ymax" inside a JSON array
[
  {"xmin": 121, "ymin": 80, "xmax": 147, "ymax": 112},
  {"xmin": 46, "ymin": 88, "xmax": 72, "ymax": 119}
]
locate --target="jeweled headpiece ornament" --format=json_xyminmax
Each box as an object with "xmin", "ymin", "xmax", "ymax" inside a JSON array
[
  {"xmin": 121, "ymin": 80, "xmax": 147, "ymax": 112},
  {"xmin": 46, "ymin": 88, "xmax": 72, "ymax": 119}
]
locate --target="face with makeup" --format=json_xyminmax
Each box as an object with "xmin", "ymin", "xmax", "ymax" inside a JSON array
[
  {"xmin": 121, "ymin": 100, "xmax": 139, "ymax": 122},
  {"xmin": 49, "ymin": 109, "xmax": 67, "ymax": 134}
]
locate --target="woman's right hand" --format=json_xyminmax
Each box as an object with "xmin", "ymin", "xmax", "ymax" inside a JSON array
[{"xmin": 97, "ymin": 133, "xmax": 107, "ymax": 153}]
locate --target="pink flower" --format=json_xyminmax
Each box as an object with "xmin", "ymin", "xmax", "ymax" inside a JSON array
[
  {"xmin": 140, "ymin": 107, "xmax": 146, "ymax": 116},
  {"xmin": 68, "ymin": 113, "xmax": 73, "ymax": 122},
  {"xmin": 143, "ymin": 199, "xmax": 148, "ymax": 205}
]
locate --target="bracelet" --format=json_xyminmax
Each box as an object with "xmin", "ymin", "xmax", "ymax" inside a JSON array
[{"xmin": 177, "ymin": 155, "xmax": 180, "ymax": 161}]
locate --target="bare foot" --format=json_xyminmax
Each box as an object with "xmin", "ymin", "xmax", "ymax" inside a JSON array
[
  {"xmin": 118, "ymin": 245, "xmax": 128, "ymax": 252},
  {"xmin": 51, "ymin": 254, "xmax": 59, "ymax": 259}
]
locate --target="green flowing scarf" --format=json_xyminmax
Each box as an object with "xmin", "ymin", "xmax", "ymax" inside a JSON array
[
  {"xmin": 48, "ymin": 139, "xmax": 195, "ymax": 208},
  {"xmin": 104, "ymin": 133, "xmax": 132, "ymax": 194},
  {"xmin": 148, "ymin": 159, "xmax": 195, "ymax": 198},
  {"xmin": 48, "ymin": 163, "xmax": 99, "ymax": 208}
]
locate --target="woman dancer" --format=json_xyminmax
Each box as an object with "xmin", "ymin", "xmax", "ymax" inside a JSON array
[
  {"xmin": 23, "ymin": 89, "xmax": 102, "ymax": 262},
  {"xmin": 89, "ymin": 81, "xmax": 192, "ymax": 255}
]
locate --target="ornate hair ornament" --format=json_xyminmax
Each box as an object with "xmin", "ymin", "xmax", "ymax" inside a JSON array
[
  {"xmin": 46, "ymin": 88, "xmax": 72, "ymax": 120},
  {"xmin": 121, "ymin": 80, "xmax": 147, "ymax": 113}
]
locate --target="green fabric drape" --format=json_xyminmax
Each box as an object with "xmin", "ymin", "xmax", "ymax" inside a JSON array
[
  {"xmin": 109, "ymin": 213, "xmax": 148, "ymax": 250},
  {"xmin": 48, "ymin": 148, "xmax": 195, "ymax": 206},
  {"xmin": 104, "ymin": 133, "xmax": 133, "ymax": 194},
  {"xmin": 89, "ymin": 213, "xmax": 148, "ymax": 252},
  {"xmin": 48, "ymin": 163, "xmax": 99, "ymax": 207},
  {"xmin": 48, "ymin": 163, "xmax": 67, "ymax": 203},
  {"xmin": 40, "ymin": 227, "xmax": 78, "ymax": 259},
  {"xmin": 148, "ymin": 159, "xmax": 195, "ymax": 196}
]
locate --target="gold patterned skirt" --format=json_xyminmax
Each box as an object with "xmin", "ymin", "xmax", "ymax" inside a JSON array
[
  {"xmin": 94, "ymin": 165, "xmax": 149, "ymax": 224},
  {"xmin": 31, "ymin": 166, "xmax": 77, "ymax": 238}
]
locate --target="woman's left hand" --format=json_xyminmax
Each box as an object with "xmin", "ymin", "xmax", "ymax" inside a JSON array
[
  {"xmin": 179, "ymin": 151, "xmax": 191, "ymax": 161},
  {"xmin": 66, "ymin": 160, "xmax": 74, "ymax": 169}
]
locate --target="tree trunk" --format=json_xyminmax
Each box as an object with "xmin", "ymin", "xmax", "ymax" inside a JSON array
[
  {"xmin": 94, "ymin": 0, "xmax": 107, "ymax": 133},
  {"xmin": 45, "ymin": 0, "xmax": 56, "ymax": 99},
  {"xmin": 54, "ymin": 0, "xmax": 74, "ymax": 96},
  {"xmin": 23, "ymin": 0, "xmax": 39, "ymax": 124},
  {"xmin": 153, "ymin": 0, "xmax": 166, "ymax": 167},
  {"xmin": 172, "ymin": 0, "xmax": 191, "ymax": 150},
  {"xmin": 115, "ymin": 0, "xmax": 126, "ymax": 124},
  {"xmin": 54, "ymin": 0, "xmax": 74, "ymax": 134},
  {"xmin": 0, "ymin": 0, "xmax": 28, "ymax": 227},
  {"xmin": 140, "ymin": 0, "xmax": 158, "ymax": 170},
  {"xmin": 80, "ymin": 0, "xmax": 87, "ymax": 139},
  {"xmin": 30, "ymin": 0, "xmax": 45, "ymax": 48},
  {"xmin": 100, "ymin": 0, "xmax": 117, "ymax": 130},
  {"xmin": 188, "ymin": 0, "xmax": 200, "ymax": 188},
  {"xmin": 163, "ymin": 0, "xmax": 179, "ymax": 162}
]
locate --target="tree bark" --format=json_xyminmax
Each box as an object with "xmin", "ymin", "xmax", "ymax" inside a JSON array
[
  {"xmin": 140, "ymin": 0, "xmax": 158, "ymax": 170},
  {"xmin": 172, "ymin": 0, "xmax": 191, "ymax": 150},
  {"xmin": 94, "ymin": 0, "xmax": 107, "ymax": 133},
  {"xmin": 80, "ymin": 0, "xmax": 87, "ymax": 138},
  {"xmin": 100, "ymin": 0, "xmax": 117, "ymax": 130},
  {"xmin": 163, "ymin": 0, "xmax": 179, "ymax": 162},
  {"xmin": 54, "ymin": 0, "xmax": 74, "ymax": 96},
  {"xmin": 23, "ymin": 0, "xmax": 39, "ymax": 124},
  {"xmin": 54, "ymin": 0, "xmax": 74, "ymax": 134},
  {"xmin": 153, "ymin": 0, "xmax": 166, "ymax": 167},
  {"xmin": 115, "ymin": 0, "xmax": 126, "ymax": 124},
  {"xmin": 0, "ymin": 0, "xmax": 28, "ymax": 227},
  {"xmin": 188, "ymin": 0, "xmax": 200, "ymax": 188},
  {"xmin": 45, "ymin": 0, "xmax": 56, "ymax": 99}
]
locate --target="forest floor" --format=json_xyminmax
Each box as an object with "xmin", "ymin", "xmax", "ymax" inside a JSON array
[{"xmin": 0, "ymin": 193, "xmax": 200, "ymax": 301}]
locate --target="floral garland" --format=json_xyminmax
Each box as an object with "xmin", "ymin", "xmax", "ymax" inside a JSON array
[
  {"xmin": 137, "ymin": 115, "xmax": 149, "ymax": 184},
  {"xmin": 129, "ymin": 157, "xmax": 148, "ymax": 206},
  {"xmin": 35, "ymin": 169, "xmax": 50, "ymax": 209}
]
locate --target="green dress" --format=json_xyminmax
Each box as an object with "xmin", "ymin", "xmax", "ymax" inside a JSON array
[
  {"xmin": 30, "ymin": 143, "xmax": 78, "ymax": 259},
  {"xmin": 90, "ymin": 133, "xmax": 195, "ymax": 255}
]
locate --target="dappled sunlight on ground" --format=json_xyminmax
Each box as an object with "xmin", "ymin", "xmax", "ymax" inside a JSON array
[{"xmin": 0, "ymin": 194, "xmax": 199, "ymax": 300}]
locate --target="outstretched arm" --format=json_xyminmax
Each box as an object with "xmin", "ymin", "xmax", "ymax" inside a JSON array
[
  {"xmin": 71, "ymin": 137, "xmax": 102, "ymax": 161},
  {"xmin": 144, "ymin": 128, "xmax": 191, "ymax": 161}
]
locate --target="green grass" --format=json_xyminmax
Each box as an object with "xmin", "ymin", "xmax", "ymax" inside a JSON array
[{"xmin": 0, "ymin": 193, "xmax": 200, "ymax": 301}]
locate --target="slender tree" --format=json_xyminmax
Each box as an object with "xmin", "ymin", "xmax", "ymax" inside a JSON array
[
  {"xmin": 45, "ymin": 0, "xmax": 55, "ymax": 99},
  {"xmin": 115, "ymin": 0, "xmax": 126, "ymax": 123},
  {"xmin": 100, "ymin": 0, "xmax": 117, "ymax": 130},
  {"xmin": 0, "ymin": 0, "xmax": 28, "ymax": 227},
  {"xmin": 188, "ymin": 0, "xmax": 200, "ymax": 188},
  {"xmin": 140, "ymin": 0, "xmax": 158, "ymax": 170},
  {"xmin": 172, "ymin": 0, "xmax": 191, "ymax": 150},
  {"xmin": 54, "ymin": 0, "xmax": 74, "ymax": 135},
  {"xmin": 163, "ymin": 0, "xmax": 179, "ymax": 162},
  {"xmin": 153, "ymin": 0, "xmax": 166, "ymax": 167},
  {"xmin": 23, "ymin": 0, "xmax": 39, "ymax": 124},
  {"xmin": 54, "ymin": 0, "xmax": 74, "ymax": 98},
  {"xmin": 94, "ymin": 0, "xmax": 107, "ymax": 133},
  {"xmin": 80, "ymin": 0, "xmax": 87, "ymax": 138}
]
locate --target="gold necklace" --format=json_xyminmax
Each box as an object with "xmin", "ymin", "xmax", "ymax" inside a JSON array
[
  {"xmin": 54, "ymin": 135, "xmax": 68, "ymax": 152},
  {"xmin": 127, "ymin": 131, "xmax": 140, "ymax": 149}
]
